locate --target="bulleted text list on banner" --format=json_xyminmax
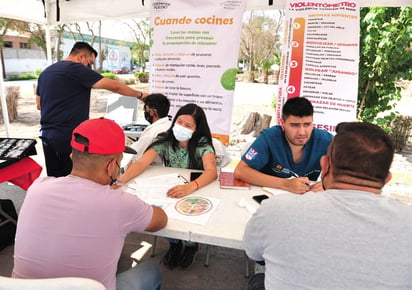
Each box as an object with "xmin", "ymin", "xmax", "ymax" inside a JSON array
[
  {"xmin": 149, "ymin": 0, "xmax": 246, "ymax": 144},
  {"xmin": 277, "ymin": 0, "xmax": 359, "ymax": 132}
]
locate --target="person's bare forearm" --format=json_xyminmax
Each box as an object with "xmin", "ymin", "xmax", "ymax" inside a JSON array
[
  {"xmin": 234, "ymin": 161, "xmax": 312, "ymax": 194},
  {"xmin": 93, "ymin": 78, "xmax": 145, "ymax": 100},
  {"xmin": 235, "ymin": 164, "xmax": 284, "ymax": 188}
]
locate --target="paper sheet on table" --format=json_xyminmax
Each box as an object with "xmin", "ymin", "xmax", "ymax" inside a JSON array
[
  {"xmin": 126, "ymin": 173, "xmax": 185, "ymax": 208},
  {"xmin": 126, "ymin": 174, "xmax": 221, "ymax": 225},
  {"xmin": 165, "ymin": 196, "xmax": 221, "ymax": 225},
  {"xmin": 262, "ymin": 187, "xmax": 291, "ymax": 196}
]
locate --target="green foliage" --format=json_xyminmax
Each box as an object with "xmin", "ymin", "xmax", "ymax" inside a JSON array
[
  {"xmin": 240, "ymin": 11, "xmax": 284, "ymax": 80},
  {"xmin": 101, "ymin": 72, "xmax": 116, "ymax": 80},
  {"xmin": 34, "ymin": 69, "xmax": 43, "ymax": 78},
  {"xmin": 271, "ymin": 95, "xmax": 277, "ymax": 110},
  {"xmin": 358, "ymin": 7, "xmax": 412, "ymax": 126},
  {"xmin": 7, "ymin": 72, "xmax": 38, "ymax": 80},
  {"xmin": 135, "ymin": 72, "xmax": 149, "ymax": 83}
]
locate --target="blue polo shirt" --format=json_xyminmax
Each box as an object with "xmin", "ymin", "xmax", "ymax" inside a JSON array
[
  {"xmin": 241, "ymin": 126, "xmax": 333, "ymax": 181},
  {"xmin": 37, "ymin": 61, "xmax": 103, "ymax": 139}
]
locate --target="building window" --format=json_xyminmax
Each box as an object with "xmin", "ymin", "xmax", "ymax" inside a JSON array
[
  {"xmin": 20, "ymin": 42, "xmax": 30, "ymax": 49},
  {"xmin": 4, "ymin": 41, "xmax": 12, "ymax": 48}
]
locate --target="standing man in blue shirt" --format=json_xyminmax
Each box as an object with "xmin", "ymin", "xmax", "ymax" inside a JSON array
[
  {"xmin": 36, "ymin": 42, "xmax": 146, "ymax": 177},
  {"xmin": 234, "ymin": 97, "xmax": 333, "ymax": 194}
]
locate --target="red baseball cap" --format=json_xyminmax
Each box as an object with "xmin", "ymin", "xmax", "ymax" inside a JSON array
[{"xmin": 71, "ymin": 118, "xmax": 136, "ymax": 155}]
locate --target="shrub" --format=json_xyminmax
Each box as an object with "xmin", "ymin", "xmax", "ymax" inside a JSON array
[
  {"xmin": 135, "ymin": 72, "xmax": 149, "ymax": 83},
  {"xmin": 7, "ymin": 73, "xmax": 38, "ymax": 81},
  {"xmin": 124, "ymin": 78, "xmax": 136, "ymax": 85},
  {"xmin": 101, "ymin": 72, "xmax": 117, "ymax": 80}
]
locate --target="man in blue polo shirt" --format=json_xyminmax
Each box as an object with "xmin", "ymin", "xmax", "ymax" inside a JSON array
[
  {"xmin": 36, "ymin": 42, "xmax": 146, "ymax": 177},
  {"xmin": 234, "ymin": 97, "xmax": 332, "ymax": 194}
]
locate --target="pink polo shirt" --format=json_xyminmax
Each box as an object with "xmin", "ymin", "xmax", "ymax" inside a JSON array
[{"xmin": 12, "ymin": 176, "xmax": 153, "ymax": 290}]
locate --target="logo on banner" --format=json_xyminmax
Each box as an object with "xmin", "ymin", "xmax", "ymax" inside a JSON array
[
  {"xmin": 220, "ymin": 0, "xmax": 243, "ymax": 10},
  {"xmin": 152, "ymin": 1, "xmax": 171, "ymax": 11}
]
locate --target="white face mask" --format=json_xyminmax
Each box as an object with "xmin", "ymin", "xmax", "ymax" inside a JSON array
[{"xmin": 173, "ymin": 123, "xmax": 194, "ymax": 142}]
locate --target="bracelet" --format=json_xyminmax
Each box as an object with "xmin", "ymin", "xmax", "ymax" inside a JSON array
[
  {"xmin": 137, "ymin": 91, "xmax": 143, "ymax": 99},
  {"xmin": 192, "ymin": 180, "xmax": 200, "ymax": 190}
]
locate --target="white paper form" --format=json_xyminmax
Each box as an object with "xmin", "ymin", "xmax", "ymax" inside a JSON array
[
  {"xmin": 126, "ymin": 173, "xmax": 221, "ymax": 225},
  {"xmin": 127, "ymin": 173, "xmax": 185, "ymax": 208}
]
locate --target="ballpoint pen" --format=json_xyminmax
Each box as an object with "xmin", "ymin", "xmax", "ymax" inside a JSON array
[{"xmin": 178, "ymin": 174, "xmax": 189, "ymax": 184}]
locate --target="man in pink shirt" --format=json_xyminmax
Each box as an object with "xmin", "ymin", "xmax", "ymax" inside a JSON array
[{"xmin": 13, "ymin": 118, "xmax": 168, "ymax": 290}]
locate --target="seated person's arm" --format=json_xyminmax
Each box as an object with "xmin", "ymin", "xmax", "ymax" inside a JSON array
[
  {"xmin": 144, "ymin": 206, "xmax": 168, "ymax": 232},
  {"xmin": 234, "ymin": 160, "xmax": 312, "ymax": 194},
  {"xmin": 116, "ymin": 148, "xmax": 159, "ymax": 186},
  {"xmin": 167, "ymin": 152, "xmax": 218, "ymax": 198},
  {"xmin": 195, "ymin": 152, "xmax": 218, "ymax": 187}
]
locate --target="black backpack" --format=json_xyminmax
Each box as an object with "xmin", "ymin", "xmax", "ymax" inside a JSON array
[{"xmin": 0, "ymin": 199, "xmax": 18, "ymax": 251}]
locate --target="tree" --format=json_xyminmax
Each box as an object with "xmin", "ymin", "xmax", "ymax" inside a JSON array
[
  {"xmin": 0, "ymin": 18, "xmax": 31, "ymax": 76},
  {"xmin": 53, "ymin": 24, "xmax": 67, "ymax": 61},
  {"xmin": 65, "ymin": 21, "xmax": 105, "ymax": 71},
  {"xmin": 357, "ymin": 7, "xmax": 412, "ymax": 126},
  {"xmin": 122, "ymin": 18, "xmax": 152, "ymax": 72},
  {"xmin": 239, "ymin": 11, "xmax": 284, "ymax": 82},
  {"xmin": 26, "ymin": 24, "xmax": 46, "ymax": 56}
]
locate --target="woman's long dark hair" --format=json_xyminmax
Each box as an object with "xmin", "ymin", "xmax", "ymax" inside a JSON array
[{"xmin": 149, "ymin": 103, "xmax": 214, "ymax": 169}]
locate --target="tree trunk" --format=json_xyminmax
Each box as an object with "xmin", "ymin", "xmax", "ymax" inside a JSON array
[{"xmin": 0, "ymin": 86, "xmax": 19, "ymax": 122}]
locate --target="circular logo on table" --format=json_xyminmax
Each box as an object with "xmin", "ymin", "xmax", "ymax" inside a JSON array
[{"xmin": 175, "ymin": 196, "xmax": 213, "ymax": 216}]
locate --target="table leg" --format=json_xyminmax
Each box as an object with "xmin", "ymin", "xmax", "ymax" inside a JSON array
[
  {"xmin": 204, "ymin": 244, "xmax": 210, "ymax": 267},
  {"xmin": 151, "ymin": 236, "xmax": 157, "ymax": 257},
  {"xmin": 244, "ymin": 251, "xmax": 250, "ymax": 278}
]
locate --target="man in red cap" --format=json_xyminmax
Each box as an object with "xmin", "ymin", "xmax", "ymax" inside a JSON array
[{"xmin": 13, "ymin": 118, "xmax": 167, "ymax": 290}]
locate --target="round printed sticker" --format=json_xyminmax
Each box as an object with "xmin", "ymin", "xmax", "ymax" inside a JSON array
[{"xmin": 175, "ymin": 196, "xmax": 213, "ymax": 216}]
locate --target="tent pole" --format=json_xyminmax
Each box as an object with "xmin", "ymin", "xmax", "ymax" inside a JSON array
[
  {"xmin": 45, "ymin": 0, "xmax": 53, "ymax": 66},
  {"xmin": 0, "ymin": 56, "xmax": 11, "ymax": 137},
  {"xmin": 45, "ymin": 25, "xmax": 52, "ymax": 66}
]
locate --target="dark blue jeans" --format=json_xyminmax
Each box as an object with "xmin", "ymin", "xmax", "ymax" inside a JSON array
[
  {"xmin": 41, "ymin": 136, "xmax": 72, "ymax": 177},
  {"xmin": 249, "ymin": 273, "xmax": 265, "ymax": 290}
]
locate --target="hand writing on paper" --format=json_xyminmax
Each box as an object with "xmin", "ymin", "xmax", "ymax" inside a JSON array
[
  {"xmin": 111, "ymin": 181, "xmax": 123, "ymax": 189},
  {"xmin": 167, "ymin": 184, "xmax": 196, "ymax": 198},
  {"xmin": 309, "ymin": 181, "xmax": 323, "ymax": 192},
  {"xmin": 286, "ymin": 177, "xmax": 313, "ymax": 194}
]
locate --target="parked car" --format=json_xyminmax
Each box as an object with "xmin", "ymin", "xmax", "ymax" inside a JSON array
[
  {"xmin": 133, "ymin": 66, "xmax": 141, "ymax": 72},
  {"xmin": 113, "ymin": 66, "xmax": 130, "ymax": 74}
]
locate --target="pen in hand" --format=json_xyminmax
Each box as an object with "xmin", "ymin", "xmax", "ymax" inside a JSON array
[{"xmin": 178, "ymin": 175, "xmax": 189, "ymax": 184}]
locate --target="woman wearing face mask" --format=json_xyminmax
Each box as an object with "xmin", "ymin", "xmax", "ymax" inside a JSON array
[{"xmin": 115, "ymin": 103, "xmax": 218, "ymax": 269}]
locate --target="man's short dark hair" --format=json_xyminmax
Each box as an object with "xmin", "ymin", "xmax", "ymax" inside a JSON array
[
  {"xmin": 144, "ymin": 94, "xmax": 170, "ymax": 118},
  {"xmin": 70, "ymin": 41, "xmax": 98, "ymax": 57},
  {"xmin": 282, "ymin": 97, "xmax": 314, "ymax": 119},
  {"xmin": 331, "ymin": 122, "xmax": 394, "ymax": 186}
]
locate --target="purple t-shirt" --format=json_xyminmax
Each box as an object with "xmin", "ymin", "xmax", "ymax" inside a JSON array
[{"xmin": 12, "ymin": 176, "xmax": 153, "ymax": 290}]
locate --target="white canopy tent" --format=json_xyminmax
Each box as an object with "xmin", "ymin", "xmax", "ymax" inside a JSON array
[
  {"xmin": 0, "ymin": 0, "xmax": 409, "ymax": 25},
  {"xmin": 1, "ymin": 0, "xmax": 410, "ymax": 136}
]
